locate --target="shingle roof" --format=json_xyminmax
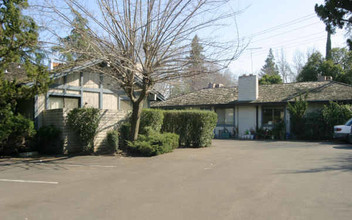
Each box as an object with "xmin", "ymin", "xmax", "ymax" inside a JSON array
[{"xmin": 151, "ymin": 81, "xmax": 352, "ymax": 107}]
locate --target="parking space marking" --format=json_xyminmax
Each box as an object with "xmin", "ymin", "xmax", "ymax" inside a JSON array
[
  {"xmin": 65, "ymin": 164, "xmax": 116, "ymax": 168},
  {"xmin": 0, "ymin": 179, "xmax": 58, "ymax": 184}
]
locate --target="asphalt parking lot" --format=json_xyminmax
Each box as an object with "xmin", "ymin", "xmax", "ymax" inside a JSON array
[{"xmin": 1, "ymin": 140, "xmax": 352, "ymax": 220}]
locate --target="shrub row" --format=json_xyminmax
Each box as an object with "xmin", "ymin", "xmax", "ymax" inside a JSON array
[
  {"xmin": 161, "ymin": 110, "xmax": 217, "ymax": 147},
  {"xmin": 291, "ymin": 102, "xmax": 352, "ymax": 140}
]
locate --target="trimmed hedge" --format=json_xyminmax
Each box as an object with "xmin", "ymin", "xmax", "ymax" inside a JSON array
[
  {"xmin": 127, "ymin": 128, "xmax": 179, "ymax": 156},
  {"xmin": 140, "ymin": 109, "xmax": 164, "ymax": 134},
  {"xmin": 162, "ymin": 110, "xmax": 217, "ymax": 147}
]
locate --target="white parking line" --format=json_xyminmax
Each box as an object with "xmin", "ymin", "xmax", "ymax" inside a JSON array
[
  {"xmin": 0, "ymin": 179, "xmax": 58, "ymax": 184},
  {"xmin": 64, "ymin": 164, "xmax": 116, "ymax": 168}
]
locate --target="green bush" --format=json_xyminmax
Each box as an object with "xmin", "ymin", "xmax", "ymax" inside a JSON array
[
  {"xmin": 288, "ymin": 94, "xmax": 308, "ymax": 138},
  {"xmin": 272, "ymin": 121, "xmax": 286, "ymax": 140},
  {"xmin": 302, "ymin": 110, "xmax": 328, "ymax": 140},
  {"xmin": 0, "ymin": 108, "xmax": 36, "ymax": 155},
  {"xmin": 289, "ymin": 102, "xmax": 352, "ymax": 140},
  {"xmin": 127, "ymin": 128, "xmax": 179, "ymax": 156},
  {"xmin": 139, "ymin": 109, "xmax": 164, "ymax": 134},
  {"xmin": 119, "ymin": 122, "xmax": 131, "ymax": 150},
  {"xmin": 162, "ymin": 110, "xmax": 217, "ymax": 147},
  {"xmin": 106, "ymin": 130, "xmax": 119, "ymax": 153},
  {"xmin": 36, "ymin": 125, "xmax": 62, "ymax": 154},
  {"xmin": 322, "ymin": 102, "xmax": 352, "ymax": 138},
  {"xmin": 67, "ymin": 108, "xmax": 100, "ymax": 153}
]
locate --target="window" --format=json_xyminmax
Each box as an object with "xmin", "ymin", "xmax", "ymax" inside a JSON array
[
  {"xmin": 216, "ymin": 108, "xmax": 234, "ymax": 125},
  {"xmin": 49, "ymin": 96, "xmax": 79, "ymax": 110},
  {"xmin": 262, "ymin": 107, "xmax": 284, "ymax": 125}
]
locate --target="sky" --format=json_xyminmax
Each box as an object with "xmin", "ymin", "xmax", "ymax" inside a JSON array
[
  {"xmin": 227, "ymin": 0, "xmax": 347, "ymax": 79},
  {"xmin": 29, "ymin": 0, "xmax": 349, "ymax": 82}
]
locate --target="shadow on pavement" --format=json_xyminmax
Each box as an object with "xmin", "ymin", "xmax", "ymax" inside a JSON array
[
  {"xmin": 0, "ymin": 156, "xmax": 72, "ymax": 171},
  {"xmin": 283, "ymin": 154, "xmax": 352, "ymax": 174}
]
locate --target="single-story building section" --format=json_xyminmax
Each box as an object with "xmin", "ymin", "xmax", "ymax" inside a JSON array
[
  {"xmin": 15, "ymin": 60, "xmax": 164, "ymax": 152},
  {"xmin": 151, "ymin": 75, "xmax": 352, "ymax": 138}
]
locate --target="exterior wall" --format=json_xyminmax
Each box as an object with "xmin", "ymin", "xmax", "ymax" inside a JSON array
[
  {"xmin": 237, "ymin": 106, "xmax": 257, "ymax": 136},
  {"xmin": 83, "ymin": 91, "xmax": 99, "ymax": 108},
  {"xmin": 94, "ymin": 110, "xmax": 127, "ymax": 152},
  {"xmin": 36, "ymin": 94, "xmax": 46, "ymax": 128},
  {"xmin": 83, "ymin": 72, "xmax": 100, "ymax": 88},
  {"xmin": 103, "ymin": 93, "xmax": 118, "ymax": 110},
  {"xmin": 42, "ymin": 109, "xmax": 81, "ymax": 153},
  {"xmin": 66, "ymin": 72, "xmax": 80, "ymax": 86},
  {"xmin": 238, "ymin": 75, "xmax": 258, "ymax": 101},
  {"xmin": 42, "ymin": 109, "xmax": 128, "ymax": 153}
]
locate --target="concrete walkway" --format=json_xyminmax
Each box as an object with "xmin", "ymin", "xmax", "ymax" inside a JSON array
[{"xmin": 1, "ymin": 140, "xmax": 352, "ymax": 220}]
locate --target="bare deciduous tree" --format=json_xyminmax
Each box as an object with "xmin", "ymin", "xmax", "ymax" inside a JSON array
[
  {"xmin": 277, "ymin": 49, "xmax": 293, "ymax": 83},
  {"xmin": 41, "ymin": 0, "xmax": 245, "ymax": 140}
]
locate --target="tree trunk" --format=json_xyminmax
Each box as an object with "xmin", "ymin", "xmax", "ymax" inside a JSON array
[{"xmin": 130, "ymin": 101, "xmax": 144, "ymax": 141}]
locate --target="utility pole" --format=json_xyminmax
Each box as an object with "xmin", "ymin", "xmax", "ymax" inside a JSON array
[{"xmin": 247, "ymin": 47, "xmax": 262, "ymax": 73}]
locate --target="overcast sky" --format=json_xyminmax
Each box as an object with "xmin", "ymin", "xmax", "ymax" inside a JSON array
[{"xmin": 228, "ymin": 0, "xmax": 347, "ymax": 79}]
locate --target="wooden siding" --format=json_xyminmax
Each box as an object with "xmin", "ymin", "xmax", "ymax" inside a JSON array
[{"xmin": 83, "ymin": 91, "xmax": 99, "ymax": 108}]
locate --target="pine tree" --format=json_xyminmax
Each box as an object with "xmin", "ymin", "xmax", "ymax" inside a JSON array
[
  {"xmin": 259, "ymin": 49, "xmax": 282, "ymax": 85},
  {"xmin": 315, "ymin": 0, "xmax": 352, "ymax": 50},
  {"xmin": 260, "ymin": 49, "xmax": 280, "ymax": 76}
]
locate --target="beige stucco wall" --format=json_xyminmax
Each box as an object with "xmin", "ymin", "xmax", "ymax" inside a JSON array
[{"xmin": 238, "ymin": 106, "xmax": 257, "ymax": 136}]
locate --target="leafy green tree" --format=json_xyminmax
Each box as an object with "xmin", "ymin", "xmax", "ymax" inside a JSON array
[
  {"xmin": 52, "ymin": 10, "xmax": 90, "ymax": 62},
  {"xmin": 0, "ymin": 0, "xmax": 49, "ymax": 153},
  {"xmin": 315, "ymin": 0, "xmax": 352, "ymax": 50},
  {"xmin": 259, "ymin": 74, "xmax": 283, "ymax": 85},
  {"xmin": 297, "ymin": 49, "xmax": 352, "ymax": 84},
  {"xmin": 296, "ymin": 52, "xmax": 324, "ymax": 82}
]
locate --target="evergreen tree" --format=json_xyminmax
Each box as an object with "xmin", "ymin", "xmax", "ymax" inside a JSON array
[
  {"xmin": 171, "ymin": 35, "xmax": 206, "ymax": 95},
  {"xmin": 0, "ymin": 0, "xmax": 49, "ymax": 151},
  {"xmin": 52, "ymin": 10, "xmax": 90, "ymax": 62},
  {"xmin": 315, "ymin": 0, "xmax": 352, "ymax": 50},
  {"xmin": 259, "ymin": 74, "xmax": 283, "ymax": 85},
  {"xmin": 260, "ymin": 49, "xmax": 280, "ymax": 76},
  {"xmin": 259, "ymin": 49, "xmax": 282, "ymax": 85}
]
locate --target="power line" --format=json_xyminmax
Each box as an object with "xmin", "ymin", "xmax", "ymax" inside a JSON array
[
  {"xmin": 243, "ymin": 13, "xmax": 317, "ymax": 38},
  {"xmin": 251, "ymin": 22, "xmax": 321, "ymax": 44}
]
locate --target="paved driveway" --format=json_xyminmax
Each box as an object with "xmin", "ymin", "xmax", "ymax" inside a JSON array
[{"xmin": 1, "ymin": 140, "xmax": 352, "ymax": 220}]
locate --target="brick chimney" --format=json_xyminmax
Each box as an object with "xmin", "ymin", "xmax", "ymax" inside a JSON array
[{"xmin": 238, "ymin": 74, "xmax": 258, "ymax": 101}]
